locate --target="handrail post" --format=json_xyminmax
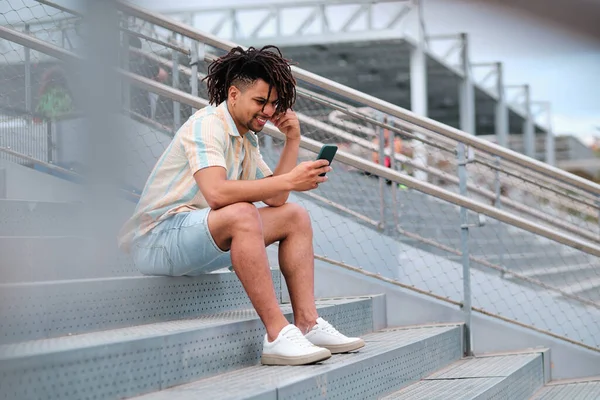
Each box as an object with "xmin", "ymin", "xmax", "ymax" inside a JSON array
[
  {"xmin": 172, "ymin": 32, "xmax": 180, "ymax": 128},
  {"xmin": 388, "ymin": 117, "xmax": 399, "ymax": 229},
  {"xmin": 458, "ymin": 142, "xmax": 473, "ymax": 356},
  {"xmin": 24, "ymin": 24, "xmax": 32, "ymax": 115},
  {"xmin": 378, "ymin": 112, "xmax": 386, "ymax": 229},
  {"xmin": 190, "ymin": 39, "xmax": 199, "ymax": 113},
  {"xmin": 120, "ymin": 17, "xmax": 131, "ymax": 112},
  {"xmin": 494, "ymin": 156, "xmax": 505, "ymax": 272},
  {"xmin": 46, "ymin": 119, "xmax": 53, "ymax": 164}
]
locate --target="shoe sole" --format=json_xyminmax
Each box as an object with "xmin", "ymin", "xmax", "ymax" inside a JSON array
[
  {"xmin": 261, "ymin": 349, "xmax": 332, "ymax": 366},
  {"xmin": 320, "ymin": 338, "xmax": 366, "ymax": 354}
]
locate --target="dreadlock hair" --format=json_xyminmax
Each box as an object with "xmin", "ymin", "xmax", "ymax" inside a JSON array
[{"xmin": 202, "ymin": 45, "xmax": 297, "ymax": 114}]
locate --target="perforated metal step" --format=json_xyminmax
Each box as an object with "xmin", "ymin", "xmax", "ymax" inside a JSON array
[
  {"xmin": 0, "ymin": 199, "xmax": 84, "ymax": 236},
  {"xmin": 127, "ymin": 324, "xmax": 463, "ymax": 400},
  {"xmin": 0, "ymin": 296, "xmax": 378, "ymax": 400},
  {"xmin": 0, "ymin": 270, "xmax": 282, "ymax": 344},
  {"xmin": 381, "ymin": 352, "xmax": 546, "ymax": 400},
  {"xmin": 0, "ymin": 236, "xmax": 140, "ymax": 282},
  {"xmin": 531, "ymin": 378, "xmax": 600, "ymax": 400}
]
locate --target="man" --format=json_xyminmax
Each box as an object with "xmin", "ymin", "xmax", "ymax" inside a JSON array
[{"xmin": 118, "ymin": 45, "xmax": 365, "ymax": 366}]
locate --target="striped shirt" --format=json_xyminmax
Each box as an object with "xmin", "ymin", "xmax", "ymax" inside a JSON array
[{"xmin": 118, "ymin": 101, "xmax": 273, "ymax": 252}]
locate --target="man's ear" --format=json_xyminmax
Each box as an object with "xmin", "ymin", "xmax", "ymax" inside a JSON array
[{"xmin": 228, "ymin": 85, "xmax": 240, "ymax": 102}]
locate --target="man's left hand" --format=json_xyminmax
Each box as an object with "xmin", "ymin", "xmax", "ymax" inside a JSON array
[{"xmin": 271, "ymin": 110, "xmax": 301, "ymax": 141}]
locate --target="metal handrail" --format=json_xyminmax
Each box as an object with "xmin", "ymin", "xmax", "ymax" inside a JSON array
[
  {"xmin": 113, "ymin": 0, "xmax": 600, "ymax": 198},
  {"xmin": 326, "ymin": 108, "xmax": 599, "ymax": 220},
  {"xmin": 122, "ymin": 77, "xmax": 600, "ymax": 257},
  {"xmin": 122, "ymin": 47, "xmax": 598, "ymax": 241}
]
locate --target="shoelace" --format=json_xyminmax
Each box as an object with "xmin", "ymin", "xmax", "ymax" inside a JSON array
[
  {"xmin": 317, "ymin": 319, "xmax": 344, "ymax": 337},
  {"xmin": 287, "ymin": 328, "xmax": 316, "ymax": 348}
]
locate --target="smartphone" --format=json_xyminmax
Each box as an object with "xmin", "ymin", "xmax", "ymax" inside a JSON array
[{"xmin": 316, "ymin": 144, "xmax": 338, "ymax": 176}]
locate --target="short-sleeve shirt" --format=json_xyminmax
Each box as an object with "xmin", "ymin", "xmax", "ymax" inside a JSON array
[{"xmin": 118, "ymin": 101, "xmax": 273, "ymax": 252}]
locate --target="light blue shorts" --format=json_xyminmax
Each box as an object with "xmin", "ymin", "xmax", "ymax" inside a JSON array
[{"xmin": 132, "ymin": 209, "xmax": 232, "ymax": 276}]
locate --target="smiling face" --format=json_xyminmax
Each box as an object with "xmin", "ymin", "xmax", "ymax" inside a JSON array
[{"xmin": 227, "ymin": 78, "xmax": 279, "ymax": 135}]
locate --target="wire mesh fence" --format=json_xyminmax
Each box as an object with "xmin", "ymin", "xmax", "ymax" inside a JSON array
[{"xmin": 1, "ymin": 0, "xmax": 599, "ymax": 355}]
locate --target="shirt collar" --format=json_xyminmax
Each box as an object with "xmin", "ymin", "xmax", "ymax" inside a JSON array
[
  {"xmin": 219, "ymin": 101, "xmax": 241, "ymax": 137},
  {"xmin": 218, "ymin": 101, "xmax": 259, "ymax": 148}
]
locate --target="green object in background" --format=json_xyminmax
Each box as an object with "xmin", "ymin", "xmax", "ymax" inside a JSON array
[{"xmin": 36, "ymin": 87, "xmax": 73, "ymax": 119}]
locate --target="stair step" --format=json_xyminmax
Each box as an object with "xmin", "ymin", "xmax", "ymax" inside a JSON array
[
  {"xmin": 0, "ymin": 236, "xmax": 139, "ymax": 282},
  {"xmin": 0, "ymin": 297, "xmax": 378, "ymax": 400},
  {"xmin": 0, "ymin": 199, "xmax": 83, "ymax": 236},
  {"xmin": 127, "ymin": 324, "xmax": 463, "ymax": 400},
  {"xmin": 0, "ymin": 199, "xmax": 131, "ymax": 237},
  {"xmin": 531, "ymin": 377, "xmax": 600, "ymax": 399},
  {"xmin": 382, "ymin": 352, "xmax": 546, "ymax": 400},
  {"xmin": 0, "ymin": 270, "xmax": 281, "ymax": 345}
]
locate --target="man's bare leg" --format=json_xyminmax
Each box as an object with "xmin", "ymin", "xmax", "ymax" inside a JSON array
[
  {"xmin": 207, "ymin": 202, "xmax": 289, "ymax": 342},
  {"xmin": 259, "ymin": 203, "xmax": 365, "ymax": 355},
  {"xmin": 257, "ymin": 203, "xmax": 319, "ymax": 334}
]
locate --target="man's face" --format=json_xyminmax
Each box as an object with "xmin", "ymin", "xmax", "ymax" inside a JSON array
[{"xmin": 229, "ymin": 78, "xmax": 279, "ymax": 134}]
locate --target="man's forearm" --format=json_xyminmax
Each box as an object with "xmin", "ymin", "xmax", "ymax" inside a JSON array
[
  {"xmin": 265, "ymin": 138, "xmax": 300, "ymax": 206},
  {"xmin": 208, "ymin": 174, "xmax": 291, "ymax": 209},
  {"xmin": 272, "ymin": 138, "xmax": 300, "ymax": 176}
]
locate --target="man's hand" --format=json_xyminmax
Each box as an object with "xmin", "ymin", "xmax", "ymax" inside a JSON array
[
  {"xmin": 271, "ymin": 110, "xmax": 301, "ymax": 141},
  {"xmin": 286, "ymin": 160, "xmax": 331, "ymax": 191}
]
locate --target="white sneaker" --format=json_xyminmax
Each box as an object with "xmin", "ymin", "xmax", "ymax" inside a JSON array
[
  {"xmin": 261, "ymin": 324, "xmax": 332, "ymax": 366},
  {"xmin": 304, "ymin": 317, "xmax": 365, "ymax": 354}
]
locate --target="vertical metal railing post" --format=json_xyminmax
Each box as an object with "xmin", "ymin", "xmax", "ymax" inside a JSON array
[
  {"xmin": 388, "ymin": 118, "xmax": 400, "ymax": 229},
  {"xmin": 494, "ymin": 158, "xmax": 502, "ymax": 208},
  {"xmin": 190, "ymin": 39, "xmax": 199, "ymax": 112},
  {"xmin": 457, "ymin": 142, "xmax": 473, "ymax": 356},
  {"xmin": 494, "ymin": 156, "xmax": 505, "ymax": 272},
  {"xmin": 172, "ymin": 33, "xmax": 181, "ymax": 129},
  {"xmin": 46, "ymin": 119, "xmax": 53, "ymax": 164},
  {"xmin": 121, "ymin": 18, "xmax": 131, "ymax": 113},
  {"xmin": 378, "ymin": 112, "xmax": 386, "ymax": 230},
  {"xmin": 24, "ymin": 24, "xmax": 32, "ymax": 115}
]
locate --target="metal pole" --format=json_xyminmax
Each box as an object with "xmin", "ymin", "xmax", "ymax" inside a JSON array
[
  {"xmin": 493, "ymin": 156, "xmax": 504, "ymax": 272},
  {"xmin": 121, "ymin": 18, "xmax": 130, "ymax": 112},
  {"xmin": 47, "ymin": 119, "xmax": 53, "ymax": 164},
  {"xmin": 172, "ymin": 33, "xmax": 180, "ymax": 129},
  {"xmin": 378, "ymin": 112, "xmax": 386, "ymax": 229},
  {"xmin": 495, "ymin": 62, "xmax": 508, "ymax": 149},
  {"xmin": 494, "ymin": 157, "xmax": 502, "ymax": 208},
  {"xmin": 524, "ymin": 85, "xmax": 535, "ymax": 158},
  {"xmin": 388, "ymin": 118, "xmax": 399, "ymax": 229},
  {"xmin": 459, "ymin": 33, "xmax": 475, "ymax": 135},
  {"xmin": 24, "ymin": 24, "xmax": 32, "ymax": 114},
  {"xmin": 410, "ymin": 0, "xmax": 428, "ymax": 182},
  {"xmin": 190, "ymin": 40, "xmax": 199, "ymax": 112},
  {"xmin": 457, "ymin": 142, "xmax": 472, "ymax": 356}
]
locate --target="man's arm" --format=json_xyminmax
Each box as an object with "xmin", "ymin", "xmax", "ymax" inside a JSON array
[
  {"xmin": 262, "ymin": 110, "xmax": 302, "ymax": 207},
  {"xmin": 195, "ymin": 161, "xmax": 330, "ymax": 210},
  {"xmin": 194, "ymin": 167, "xmax": 291, "ymax": 210},
  {"xmin": 262, "ymin": 137, "xmax": 300, "ymax": 206}
]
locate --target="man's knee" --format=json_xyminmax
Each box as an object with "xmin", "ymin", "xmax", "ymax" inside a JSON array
[
  {"xmin": 224, "ymin": 202, "xmax": 262, "ymax": 233},
  {"xmin": 282, "ymin": 203, "xmax": 312, "ymax": 231}
]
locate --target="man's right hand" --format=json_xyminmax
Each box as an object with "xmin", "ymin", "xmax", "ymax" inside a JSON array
[{"xmin": 286, "ymin": 160, "xmax": 331, "ymax": 191}]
